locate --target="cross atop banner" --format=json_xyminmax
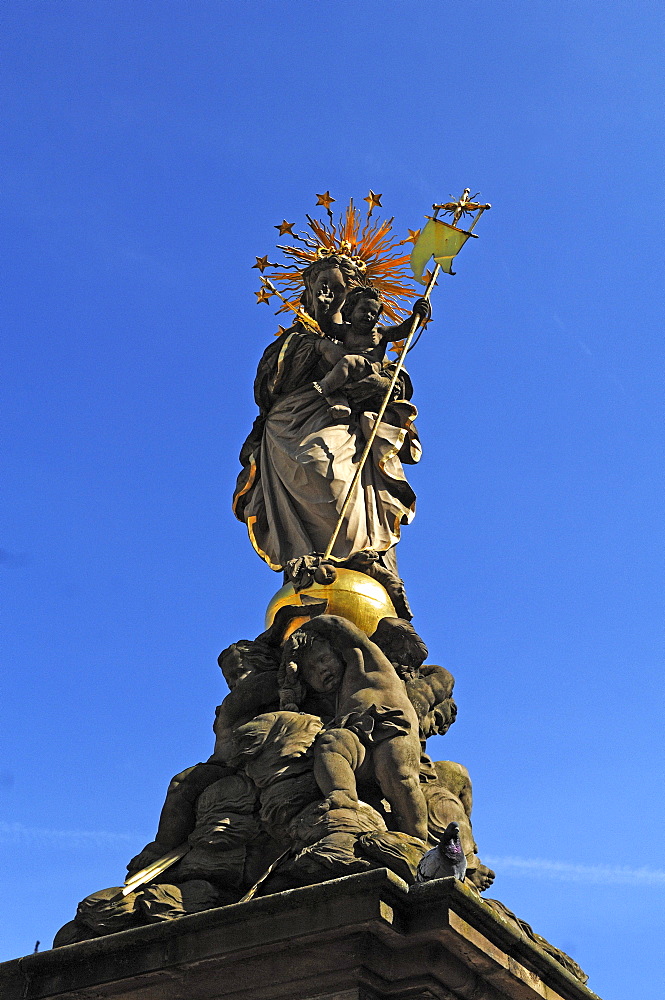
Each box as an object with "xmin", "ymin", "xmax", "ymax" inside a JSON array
[{"xmin": 410, "ymin": 189, "xmax": 491, "ymax": 282}]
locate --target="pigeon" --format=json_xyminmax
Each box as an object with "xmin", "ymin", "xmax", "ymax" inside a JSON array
[{"xmin": 416, "ymin": 822, "xmax": 467, "ymax": 882}]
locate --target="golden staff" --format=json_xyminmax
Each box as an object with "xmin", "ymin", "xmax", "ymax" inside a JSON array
[{"xmin": 322, "ymin": 195, "xmax": 489, "ymax": 563}]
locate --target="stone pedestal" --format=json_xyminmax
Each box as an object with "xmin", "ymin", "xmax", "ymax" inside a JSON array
[{"xmin": 0, "ymin": 870, "xmax": 600, "ymax": 1000}]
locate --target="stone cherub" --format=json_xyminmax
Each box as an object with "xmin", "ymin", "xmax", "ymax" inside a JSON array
[
  {"xmin": 370, "ymin": 617, "xmax": 458, "ymax": 740},
  {"xmin": 52, "ymin": 610, "xmax": 496, "ymax": 947},
  {"xmin": 313, "ymin": 286, "xmax": 431, "ymax": 420},
  {"xmin": 279, "ymin": 615, "xmax": 428, "ymax": 842}
]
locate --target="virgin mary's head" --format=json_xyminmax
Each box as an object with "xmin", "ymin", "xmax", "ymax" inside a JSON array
[{"xmin": 301, "ymin": 254, "xmax": 365, "ymax": 324}]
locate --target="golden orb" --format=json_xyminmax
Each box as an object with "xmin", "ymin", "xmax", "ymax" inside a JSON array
[{"xmin": 265, "ymin": 568, "xmax": 396, "ymax": 640}]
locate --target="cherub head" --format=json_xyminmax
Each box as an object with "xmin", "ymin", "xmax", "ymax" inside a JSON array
[
  {"xmin": 300, "ymin": 639, "xmax": 345, "ymax": 693},
  {"xmin": 279, "ymin": 615, "xmax": 384, "ymax": 711},
  {"xmin": 371, "ymin": 617, "xmax": 428, "ymax": 679},
  {"xmin": 218, "ymin": 640, "xmax": 277, "ymax": 689},
  {"xmin": 406, "ymin": 664, "xmax": 457, "ymax": 738},
  {"xmin": 278, "ymin": 631, "xmax": 344, "ymax": 710}
]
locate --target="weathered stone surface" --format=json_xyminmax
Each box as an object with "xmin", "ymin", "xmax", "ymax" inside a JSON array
[{"xmin": 0, "ymin": 870, "xmax": 601, "ymax": 1000}]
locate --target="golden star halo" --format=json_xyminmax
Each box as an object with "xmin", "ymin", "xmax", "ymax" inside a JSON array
[{"xmin": 255, "ymin": 193, "xmax": 416, "ymax": 325}]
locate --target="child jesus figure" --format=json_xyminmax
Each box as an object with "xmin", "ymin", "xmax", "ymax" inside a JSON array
[{"xmin": 313, "ymin": 287, "xmax": 431, "ymax": 420}]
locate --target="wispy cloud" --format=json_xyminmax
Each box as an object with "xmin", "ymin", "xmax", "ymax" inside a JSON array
[
  {"xmin": 2, "ymin": 825, "xmax": 662, "ymax": 887},
  {"xmin": 485, "ymin": 855, "xmax": 665, "ymax": 887},
  {"xmin": 0, "ymin": 822, "xmax": 143, "ymax": 848}
]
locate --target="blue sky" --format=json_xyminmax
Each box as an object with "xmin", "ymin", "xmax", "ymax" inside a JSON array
[{"xmin": 1, "ymin": 3, "xmax": 663, "ymax": 996}]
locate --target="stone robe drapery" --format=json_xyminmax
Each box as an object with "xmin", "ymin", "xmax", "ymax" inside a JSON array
[{"xmin": 233, "ymin": 325, "xmax": 421, "ymax": 571}]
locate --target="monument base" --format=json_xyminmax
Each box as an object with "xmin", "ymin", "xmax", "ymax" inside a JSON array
[{"xmin": 0, "ymin": 869, "xmax": 600, "ymax": 1000}]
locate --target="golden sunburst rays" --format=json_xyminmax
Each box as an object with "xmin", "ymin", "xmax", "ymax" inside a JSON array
[
  {"xmin": 255, "ymin": 193, "xmax": 416, "ymax": 327},
  {"xmin": 259, "ymin": 276, "xmax": 321, "ymax": 335}
]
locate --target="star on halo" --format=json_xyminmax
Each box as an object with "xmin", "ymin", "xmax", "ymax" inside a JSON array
[
  {"xmin": 364, "ymin": 190, "xmax": 383, "ymax": 215},
  {"xmin": 258, "ymin": 193, "xmax": 418, "ymax": 326},
  {"xmin": 255, "ymin": 287, "xmax": 273, "ymax": 304},
  {"xmin": 405, "ymin": 228, "xmax": 421, "ymax": 244},
  {"xmin": 389, "ymin": 339, "xmax": 407, "ymax": 356},
  {"xmin": 252, "ymin": 255, "xmax": 272, "ymax": 272}
]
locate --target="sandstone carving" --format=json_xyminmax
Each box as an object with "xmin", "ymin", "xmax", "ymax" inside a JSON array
[{"xmin": 51, "ymin": 193, "xmax": 586, "ymax": 986}]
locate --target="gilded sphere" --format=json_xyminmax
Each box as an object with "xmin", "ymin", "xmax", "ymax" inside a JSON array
[{"xmin": 265, "ymin": 568, "xmax": 396, "ymax": 640}]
